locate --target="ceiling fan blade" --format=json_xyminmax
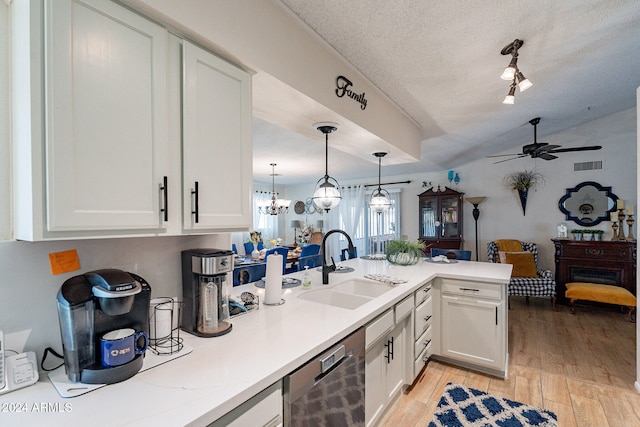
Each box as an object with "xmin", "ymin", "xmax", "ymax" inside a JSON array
[
  {"xmin": 548, "ymin": 145, "xmax": 602, "ymax": 153},
  {"xmin": 486, "ymin": 153, "xmax": 523, "ymax": 158},
  {"xmin": 538, "ymin": 153, "xmax": 558, "ymax": 161},
  {"xmin": 493, "ymin": 155, "xmax": 527, "ymax": 164}
]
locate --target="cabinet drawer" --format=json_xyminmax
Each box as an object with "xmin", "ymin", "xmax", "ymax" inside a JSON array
[
  {"xmin": 441, "ymin": 279, "xmax": 501, "ymax": 300},
  {"xmin": 414, "ymin": 295, "xmax": 433, "ymax": 337},
  {"xmin": 414, "ymin": 324, "xmax": 432, "ymax": 357},
  {"xmin": 415, "ymin": 282, "xmax": 432, "ymax": 305},
  {"xmin": 415, "ymin": 345, "xmax": 429, "ymax": 375},
  {"xmin": 211, "ymin": 381, "xmax": 282, "ymax": 427},
  {"xmin": 366, "ymin": 308, "xmax": 394, "ymax": 349},
  {"xmin": 395, "ymin": 295, "xmax": 414, "ymax": 323}
]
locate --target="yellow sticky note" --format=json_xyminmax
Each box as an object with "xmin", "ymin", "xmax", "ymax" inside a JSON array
[{"xmin": 49, "ymin": 249, "xmax": 81, "ymax": 275}]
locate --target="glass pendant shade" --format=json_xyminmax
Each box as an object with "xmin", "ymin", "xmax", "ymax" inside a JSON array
[
  {"xmin": 516, "ymin": 71, "xmax": 533, "ymax": 91},
  {"xmin": 370, "ymin": 189, "xmax": 391, "ymax": 213},
  {"xmin": 313, "ymin": 177, "xmax": 341, "ymax": 212},
  {"xmin": 369, "ymin": 152, "xmax": 391, "ymax": 214},
  {"xmin": 503, "ymin": 83, "xmax": 516, "ymax": 105},
  {"xmin": 312, "ymin": 122, "xmax": 341, "ymax": 212}
]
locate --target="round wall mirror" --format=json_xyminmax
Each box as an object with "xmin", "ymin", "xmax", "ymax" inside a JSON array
[{"xmin": 558, "ymin": 181, "xmax": 618, "ymax": 226}]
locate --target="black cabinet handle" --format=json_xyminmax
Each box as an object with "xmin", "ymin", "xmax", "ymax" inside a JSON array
[
  {"xmin": 191, "ymin": 181, "xmax": 199, "ymax": 223},
  {"xmin": 160, "ymin": 176, "xmax": 168, "ymax": 222},
  {"xmin": 423, "ymin": 339, "xmax": 431, "ymax": 347},
  {"xmin": 495, "ymin": 307, "xmax": 498, "ymax": 325},
  {"xmin": 459, "ymin": 287, "xmax": 479, "ymax": 292},
  {"xmin": 424, "ymin": 315, "xmax": 432, "ymax": 322},
  {"xmin": 389, "ymin": 336, "xmax": 394, "ymax": 361}
]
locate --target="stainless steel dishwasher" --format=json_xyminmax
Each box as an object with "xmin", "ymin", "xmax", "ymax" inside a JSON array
[{"xmin": 284, "ymin": 328, "xmax": 365, "ymax": 426}]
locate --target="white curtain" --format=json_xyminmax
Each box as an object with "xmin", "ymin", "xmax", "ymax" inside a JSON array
[{"xmin": 324, "ymin": 185, "xmax": 365, "ymax": 262}]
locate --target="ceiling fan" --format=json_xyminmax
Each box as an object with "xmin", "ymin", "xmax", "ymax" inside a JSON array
[{"xmin": 487, "ymin": 117, "xmax": 602, "ymax": 164}]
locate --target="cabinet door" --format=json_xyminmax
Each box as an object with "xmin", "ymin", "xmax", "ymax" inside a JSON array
[
  {"xmin": 420, "ymin": 197, "xmax": 437, "ymax": 239},
  {"xmin": 182, "ymin": 41, "xmax": 252, "ymax": 231},
  {"xmin": 440, "ymin": 295, "xmax": 503, "ymax": 370},
  {"xmin": 365, "ymin": 338, "xmax": 386, "ymax": 427},
  {"xmin": 385, "ymin": 321, "xmax": 406, "ymax": 403},
  {"xmin": 45, "ymin": 0, "xmax": 169, "ymax": 232},
  {"xmin": 440, "ymin": 196, "xmax": 460, "ymax": 238}
]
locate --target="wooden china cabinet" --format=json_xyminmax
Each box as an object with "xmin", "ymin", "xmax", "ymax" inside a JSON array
[{"xmin": 418, "ymin": 187, "xmax": 464, "ymax": 251}]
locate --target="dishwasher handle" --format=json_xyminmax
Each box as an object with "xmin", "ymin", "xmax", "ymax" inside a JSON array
[{"xmin": 320, "ymin": 344, "xmax": 346, "ymax": 374}]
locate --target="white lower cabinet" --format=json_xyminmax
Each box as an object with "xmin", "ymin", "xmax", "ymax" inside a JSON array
[
  {"xmin": 365, "ymin": 296, "xmax": 413, "ymax": 427},
  {"xmin": 210, "ymin": 381, "xmax": 283, "ymax": 427},
  {"xmin": 438, "ymin": 278, "xmax": 507, "ymax": 377}
]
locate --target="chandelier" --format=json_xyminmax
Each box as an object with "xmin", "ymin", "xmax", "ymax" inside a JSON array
[
  {"xmin": 312, "ymin": 122, "xmax": 342, "ymax": 212},
  {"xmin": 257, "ymin": 163, "xmax": 291, "ymax": 215}
]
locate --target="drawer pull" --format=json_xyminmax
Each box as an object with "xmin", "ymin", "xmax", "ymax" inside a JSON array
[
  {"xmin": 459, "ymin": 287, "xmax": 479, "ymax": 292},
  {"xmin": 423, "ymin": 287, "xmax": 431, "ymax": 293},
  {"xmin": 424, "ymin": 315, "xmax": 432, "ymax": 322},
  {"xmin": 423, "ymin": 339, "xmax": 431, "ymax": 347}
]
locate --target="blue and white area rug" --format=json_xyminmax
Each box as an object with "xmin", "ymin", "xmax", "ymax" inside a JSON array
[{"xmin": 429, "ymin": 383, "xmax": 558, "ymax": 427}]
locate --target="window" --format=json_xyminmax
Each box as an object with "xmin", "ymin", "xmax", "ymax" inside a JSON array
[{"xmin": 363, "ymin": 189, "xmax": 401, "ymax": 255}]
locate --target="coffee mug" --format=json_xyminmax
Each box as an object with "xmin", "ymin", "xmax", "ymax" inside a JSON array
[{"xmin": 100, "ymin": 328, "xmax": 148, "ymax": 367}]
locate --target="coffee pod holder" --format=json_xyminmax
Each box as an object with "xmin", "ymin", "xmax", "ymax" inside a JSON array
[{"xmin": 149, "ymin": 297, "xmax": 184, "ymax": 356}]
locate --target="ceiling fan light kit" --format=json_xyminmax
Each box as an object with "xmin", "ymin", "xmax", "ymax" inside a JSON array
[
  {"xmin": 312, "ymin": 122, "xmax": 342, "ymax": 212},
  {"xmin": 500, "ymin": 39, "xmax": 533, "ymax": 104}
]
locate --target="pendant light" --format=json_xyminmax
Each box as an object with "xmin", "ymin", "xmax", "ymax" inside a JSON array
[
  {"xmin": 312, "ymin": 122, "xmax": 342, "ymax": 212},
  {"xmin": 500, "ymin": 39, "xmax": 533, "ymax": 105},
  {"xmin": 369, "ymin": 152, "xmax": 391, "ymax": 214},
  {"xmin": 257, "ymin": 163, "xmax": 291, "ymax": 215}
]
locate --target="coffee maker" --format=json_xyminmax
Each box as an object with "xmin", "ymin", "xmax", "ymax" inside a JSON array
[
  {"xmin": 56, "ymin": 269, "xmax": 151, "ymax": 384},
  {"xmin": 181, "ymin": 249, "xmax": 234, "ymax": 337}
]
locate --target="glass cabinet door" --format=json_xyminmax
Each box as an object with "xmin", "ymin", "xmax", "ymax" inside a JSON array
[
  {"xmin": 421, "ymin": 198, "xmax": 436, "ymax": 238},
  {"xmin": 440, "ymin": 196, "xmax": 459, "ymax": 238}
]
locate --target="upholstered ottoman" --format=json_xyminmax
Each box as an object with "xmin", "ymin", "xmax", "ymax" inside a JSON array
[{"xmin": 565, "ymin": 282, "xmax": 636, "ymax": 322}]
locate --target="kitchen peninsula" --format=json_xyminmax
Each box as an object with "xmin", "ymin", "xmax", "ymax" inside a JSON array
[{"xmin": 0, "ymin": 258, "xmax": 511, "ymax": 426}]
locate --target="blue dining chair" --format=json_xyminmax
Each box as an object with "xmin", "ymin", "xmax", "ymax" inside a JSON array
[
  {"xmin": 430, "ymin": 248, "xmax": 472, "ymax": 261},
  {"xmin": 264, "ymin": 247, "xmax": 289, "ymax": 274},
  {"xmin": 340, "ymin": 247, "xmax": 358, "ymax": 261},
  {"xmin": 233, "ymin": 263, "xmax": 267, "ymax": 286},
  {"xmin": 232, "ymin": 243, "xmax": 238, "ymax": 254},
  {"xmin": 300, "ymin": 244, "xmax": 320, "ymax": 257},
  {"xmin": 298, "ymin": 254, "xmax": 323, "ymax": 271}
]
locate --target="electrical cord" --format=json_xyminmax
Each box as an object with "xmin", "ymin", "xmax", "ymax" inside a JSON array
[{"xmin": 41, "ymin": 347, "xmax": 64, "ymax": 372}]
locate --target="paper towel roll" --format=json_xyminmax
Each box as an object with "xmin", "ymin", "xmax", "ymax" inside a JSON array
[{"xmin": 264, "ymin": 254, "xmax": 283, "ymax": 305}]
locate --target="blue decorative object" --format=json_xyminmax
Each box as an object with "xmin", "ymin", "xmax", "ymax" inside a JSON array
[
  {"xmin": 428, "ymin": 383, "xmax": 558, "ymax": 427},
  {"xmin": 454, "ymin": 172, "xmax": 460, "ymax": 184},
  {"xmin": 448, "ymin": 170, "xmax": 454, "ymax": 182}
]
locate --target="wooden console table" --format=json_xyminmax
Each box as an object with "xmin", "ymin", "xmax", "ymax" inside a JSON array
[{"xmin": 552, "ymin": 239, "xmax": 636, "ymax": 305}]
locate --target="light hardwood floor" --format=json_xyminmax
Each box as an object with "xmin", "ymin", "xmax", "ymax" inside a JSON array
[{"xmin": 382, "ymin": 297, "xmax": 639, "ymax": 427}]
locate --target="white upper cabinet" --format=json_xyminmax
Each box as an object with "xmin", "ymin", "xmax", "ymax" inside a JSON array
[
  {"xmin": 14, "ymin": 0, "xmax": 170, "ymax": 240},
  {"xmin": 181, "ymin": 41, "xmax": 252, "ymax": 232},
  {"xmin": 12, "ymin": 0, "xmax": 252, "ymax": 240}
]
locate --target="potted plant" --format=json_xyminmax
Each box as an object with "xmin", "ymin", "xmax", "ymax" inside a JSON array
[
  {"xmin": 571, "ymin": 229, "xmax": 583, "ymax": 240},
  {"xmin": 385, "ymin": 239, "xmax": 426, "ymax": 265},
  {"xmin": 582, "ymin": 229, "xmax": 594, "ymax": 241},
  {"xmin": 503, "ymin": 170, "xmax": 544, "ymax": 215},
  {"xmin": 593, "ymin": 229, "xmax": 604, "ymax": 241}
]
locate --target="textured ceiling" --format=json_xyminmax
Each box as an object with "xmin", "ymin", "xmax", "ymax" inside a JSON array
[{"xmin": 254, "ymin": 0, "xmax": 640, "ymax": 184}]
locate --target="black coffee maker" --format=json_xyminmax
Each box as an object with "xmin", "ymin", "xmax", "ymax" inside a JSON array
[{"xmin": 56, "ymin": 269, "xmax": 151, "ymax": 384}]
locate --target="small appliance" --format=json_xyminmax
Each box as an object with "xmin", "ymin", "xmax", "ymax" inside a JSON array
[
  {"xmin": 181, "ymin": 249, "xmax": 234, "ymax": 337},
  {"xmin": 56, "ymin": 269, "xmax": 151, "ymax": 384}
]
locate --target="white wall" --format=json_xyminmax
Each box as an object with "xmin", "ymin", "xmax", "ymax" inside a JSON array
[
  {"xmin": 0, "ymin": 3, "xmax": 10, "ymax": 240},
  {"xmin": 0, "ymin": 234, "xmax": 227, "ymax": 362},
  {"xmin": 280, "ymin": 108, "xmax": 637, "ymax": 272}
]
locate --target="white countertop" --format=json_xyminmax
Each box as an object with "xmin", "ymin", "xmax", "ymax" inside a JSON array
[{"xmin": 0, "ymin": 258, "xmax": 511, "ymax": 426}]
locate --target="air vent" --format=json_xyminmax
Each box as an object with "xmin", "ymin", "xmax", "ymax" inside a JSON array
[{"xmin": 574, "ymin": 160, "xmax": 603, "ymax": 172}]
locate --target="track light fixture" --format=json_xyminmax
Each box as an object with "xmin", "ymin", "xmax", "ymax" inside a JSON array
[
  {"xmin": 369, "ymin": 152, "xmax": 391, "ymax": 214},
  {"xmin": 500, "ymin": 39, "xmax": 533, "ymax": 104},
  {"xmin": 312, "ymin": 122, "xmax": 342, "ymax": 212}
]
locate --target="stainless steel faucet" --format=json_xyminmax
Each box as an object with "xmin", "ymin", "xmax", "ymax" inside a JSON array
[{"xmin": 320, "ymin": 229, "xmax": 355, "ymax": 284}]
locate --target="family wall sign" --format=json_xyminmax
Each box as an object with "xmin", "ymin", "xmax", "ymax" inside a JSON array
[{"xmin": 335, "ymin": 75, "xmax": 368, "ymax": 110}]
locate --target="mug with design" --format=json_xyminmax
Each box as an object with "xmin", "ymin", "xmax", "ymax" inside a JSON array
[{"xmin": 100, "ymin": 328, "xmax": 148, "ymax": 367}]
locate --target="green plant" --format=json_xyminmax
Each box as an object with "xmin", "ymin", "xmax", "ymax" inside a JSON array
[
  {"xmin": 593, "ymin": 229, "xmax": 604, "ymax": 234},
  {"xmin": 385, "ymin": 239, "xmax": 425, "ymax": 265},
  {"xmin": 503, "ymin": 170, "xmax": 544, "ymax": 191},
  {"xmin": 570, "ymin": 229, "xmax": 582, "ymax": 234}
]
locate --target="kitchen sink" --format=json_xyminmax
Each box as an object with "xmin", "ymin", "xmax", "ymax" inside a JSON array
[
  {"xmin": 297, "ymin": 279, "xmax": 394, "ymax": 310},
  {"xmin": 298, "ymin": 289, "xmax": 372, "ymax": 310},
  {"xmin": 333, "ymin": 279, "xmax": 394, "ymax": 297}
]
